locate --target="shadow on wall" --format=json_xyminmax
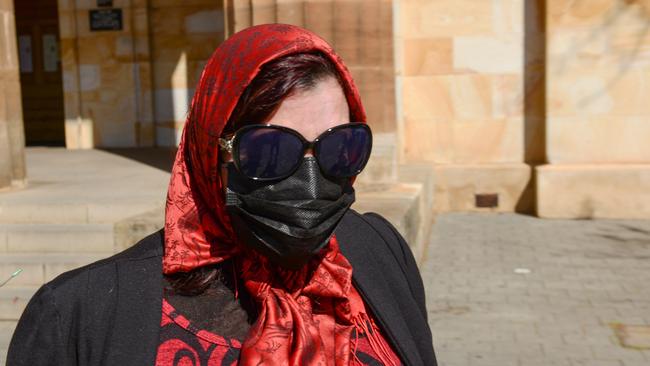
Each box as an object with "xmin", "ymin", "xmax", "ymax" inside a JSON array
[
  {"xmin": 149, "ymin": 2, "xmax": 226, "ymax": 147},
  {"xmin": 555, "ymin": 0, "xmax": 650, "ymax": 107},
  {"xmin": 516, "ymin": 0, "xmax": 650, "ymax": 215},
  {"xmin": 515, "ymin": 0, "xmax": 547, "ymax": 215}
]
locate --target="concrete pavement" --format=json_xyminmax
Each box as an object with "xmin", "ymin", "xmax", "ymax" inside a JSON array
[{"xmin": 422, "ymin": 213, "xmax": 650, "ymax": 366}]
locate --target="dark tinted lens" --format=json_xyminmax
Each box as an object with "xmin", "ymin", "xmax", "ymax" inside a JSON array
[
  {"xmin": 237, "ymin": 127, "xmax": 304, "ymax": 179},
  {"xmin": 317, "ymin": 125, "xmax": 371, "ymax": 177}
]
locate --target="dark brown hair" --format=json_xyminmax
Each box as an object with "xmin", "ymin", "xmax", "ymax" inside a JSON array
[
  {"xmin": 224, "ymin": 52, "xmax": 343, "ymax": 134},
  {"xmin": 166, "ymin": 52, "xmax": 343, "ymax": 295}
]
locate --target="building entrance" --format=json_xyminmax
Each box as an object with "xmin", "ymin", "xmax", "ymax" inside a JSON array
[{"xmin": 14, "ymin": 0, "xmax": 65, "ymax": 146}]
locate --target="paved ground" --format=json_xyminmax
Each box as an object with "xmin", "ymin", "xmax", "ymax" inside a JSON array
[{"xmin": 422, "ymin": 213, "xmax": 650, "ymax": 366}]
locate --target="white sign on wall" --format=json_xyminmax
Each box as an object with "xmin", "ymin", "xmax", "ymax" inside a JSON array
[
  {"xmin": 18, "ymin": 35, "xmax": 33, "ymax": 73},
  {"xmin": 43, "ymin": 34, "xmax": 59, "ymax": 72}
]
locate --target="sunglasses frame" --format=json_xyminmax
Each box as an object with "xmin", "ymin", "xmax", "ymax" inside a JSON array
[{"xmin": 219, "ymin": 122, "xmax": 373, "ymax": 181}]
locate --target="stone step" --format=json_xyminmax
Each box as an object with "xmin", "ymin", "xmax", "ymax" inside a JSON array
[
  {"xmin": 0, "ymin": 320, "xmax": 18, "ymax": 365},
  {"xmin": 0, "ymin": 286, "xmax": 36, "ymax": 321},
  {"xmin": 0, "ymin": 223, "xmax": 115, "ymax": 253},
  {"xmin": 397, "ymin": 163, "xmax": 436, "ymax": 262},
  {"xmin": 354, "ymin": 161, "xmax": 436, "ymax": 264},
  {"xmin": 353, "ymin": 181, "xmax": 426, "ymax": 262},
  {"xmin": 0, "ymin": 202, "xmax": 164, "ymax": 224},
  {"xmin": 0, "ymin": 253, "xmax": 112, "ymax": 286}
]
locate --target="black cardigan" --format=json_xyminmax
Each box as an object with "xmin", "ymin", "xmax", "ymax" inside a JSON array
[{"xmin": 7, "ymin": 211, "xmax": 437, "ymax": 366}]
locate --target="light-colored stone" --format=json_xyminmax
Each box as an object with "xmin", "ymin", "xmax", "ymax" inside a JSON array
[
  {"xmin": 432, "ymin": 163, "xmax": 531, "ymax": 212},
  {"xmin": 0, "ymin": 230, "xmax": 6, "ymax": 252},
  {"xmin": 453, "ymin": 35, "xmax": 524, "ymax": 74},
  {"xmin": 0, "ymin": 320, "xmax": 17, "ymax": 364},
  {"xmin": 547, "ymin": 117, "xmax": 650, "ymax": 164},
  {"xmin": 536, "ymin": 164, "xmax": 650, "ymax": 219},
  {"xmin": 400, "ymin": 0, "xmax": 493, "ymax": 38},
  {"xmin": 0, "ymin": 1, "xmax": 25, "ymax": 189},
  {"xmin": 546, "ymin": 0, "xmax": 650, "ymax": 176},
  {"xmin": 354, "ymin": 181, "xmax": 424, "ymax": 260},
  {"xmin": 403, "ymin": 117, "xmax": 523, "ymax": 164},
  {"xmin": 3, "ymin": 223, "xmax": 115, "ymax": 253},
  {"xmin": 403, "ymin": 38, "xmax": 453, "ymax": 76}
]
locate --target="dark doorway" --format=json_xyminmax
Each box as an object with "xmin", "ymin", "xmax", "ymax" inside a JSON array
[{"xmin": 14, "ymin": 0, "xmax": 65, "ymax": 146}]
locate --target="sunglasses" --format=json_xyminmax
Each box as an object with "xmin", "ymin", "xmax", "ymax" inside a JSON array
[{"xmin": 219, "ymin": 122, "xmax": 372, "ymax": 181}]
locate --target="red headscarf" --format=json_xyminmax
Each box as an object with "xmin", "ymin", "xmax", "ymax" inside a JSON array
[{"xmin": 163, "ymin": 24, "xmax": 395, "ymax": 365}]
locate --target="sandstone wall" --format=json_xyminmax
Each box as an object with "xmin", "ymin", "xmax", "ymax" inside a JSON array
[
  {"xmin": 58, "ymin": 0, "xmax": 153, "ymax": 148},
  {"xmin": 0, "ymin": 0, "xmax": 26, "ymax": 188},
  {"xmin": 227, "ymin": 0, "xmax": 396, "ymax": 134},
  {"xmin": 149, "ymin": 0, "xmax": 224, "ymax": 146},
  {"xmin": 538, "ymin": 0, "xmax": 650, "ymax": 218},
  {"xmin": 58, "ymin": 0, "xmax": 223, "ymax": 148},
  {"xmin": 394, "ymin": 0, "xmax": 534, "ymax": 212},
  {"xmin": 546, "ymin": 0, "xmax": 650, "ymax": 164}
]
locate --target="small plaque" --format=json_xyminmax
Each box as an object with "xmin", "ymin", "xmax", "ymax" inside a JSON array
[
  {"xmin": 18, "ymin": 35, "xmax": 33, "ymax": 73},
  {"xmin": 475, "ymin": 193, "xmax": 499, "ymax": 208},
  {"xmin": 89, "ymin": 9, "xmax": 123, "ymax": 31},
  {"xmin": 42, "ymin": 34, "xmax": 59, "ymax": 72},
  {"xmin": 97, "ymin": 0, "xmax": 113, "ymax": 6}
]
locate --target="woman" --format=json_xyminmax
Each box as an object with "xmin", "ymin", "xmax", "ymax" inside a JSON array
[{"xmin": 8, "ymin": 24, "xmax": 436, "ymax": 366}]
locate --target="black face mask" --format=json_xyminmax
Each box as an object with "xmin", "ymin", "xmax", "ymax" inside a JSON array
[{"xmin": 225, "ymin": 157, "xmax": 355, "ymax": 270}]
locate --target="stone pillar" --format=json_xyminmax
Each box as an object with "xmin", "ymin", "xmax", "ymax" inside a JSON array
[
  {"xmin": 0, "ymin": 0, "xmax": 26, "ymax": 188},
  {"xmin": 538, "ymin": 0, "xmax": 650, "ymax": 218},
  {"xmin": 394, "ymin": 0, "xmax": 531, "ymax": 212}
]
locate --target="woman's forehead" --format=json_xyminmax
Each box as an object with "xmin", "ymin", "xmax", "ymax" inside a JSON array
[{"xmin": 265, "ymin": 77, "xmax": 350, "ymax": 141}]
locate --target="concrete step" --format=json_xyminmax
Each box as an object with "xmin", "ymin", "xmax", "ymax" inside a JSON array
[
  {"xmin": 353, "ymin": 181, "xmax": 426, "ymax": 262},
  {"xmin": 0, "ymin": 320, "xmax": 18, "ymax": 365},
  {"xmin": 0, "ymin": 202, "xmax": 164, "ymax": 224},
  {"xmin": 0, "ymin": 148, "xmax": 168, "ymax": 225},
  {"xmin": 0, "ymin": 253, "xmax": 112, "ymax": 286},
  {"xmin": 0, "ymin": 223, "xmax": 115, "ymax": 253},
  {"xmin": 361, "ymin": 133, "xmax": 398, "ymax": 182},
  {"xmin": 354, "ymin": 161, "xmax": 436, "ymax": 264},
  {"xmin": 397, "ymin": 163, "xmax": 436, "ymax": 262}
]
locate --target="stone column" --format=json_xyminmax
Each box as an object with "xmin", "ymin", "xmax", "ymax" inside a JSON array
[
  {"xmin": 0, "ymin": 0, "xmax": 26, "ymax": 188},
  {"xmin": 538, "ymin": 0, "xmax": 650, "ymax": 218},
  {"xmin": 394, "ymin": 0, "xmax": 531, "ymax": 212}
]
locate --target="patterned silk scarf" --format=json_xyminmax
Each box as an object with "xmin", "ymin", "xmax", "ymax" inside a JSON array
[{"xmin": 163, "ymin": 24, "xmax": 395, "ymax": 365}]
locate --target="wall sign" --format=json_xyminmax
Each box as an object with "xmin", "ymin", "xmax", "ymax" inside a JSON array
[
  {"xmin": 89, "ymin": 9, "xmax": 123, "ymax": 31},
  {"xmin": 42, "ymin": 34, "xmax": 59, "ymax": 72},
  {"xmin": 97, "ymin": 0, "xmax": 113, "ymax": 7},
  {"xmin": 18, "ymin": 35, "xmax": 33, "ymax": 73}
]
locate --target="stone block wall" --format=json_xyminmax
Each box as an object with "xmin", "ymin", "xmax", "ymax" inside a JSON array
[
  {"xmin": 150, "ymin": 0, "xmax": 225, "ymax": 146},
  {"xmin": 537, "ymin": 0, "xmax": 650, "ymax": 218},
  {"xmin": 0, "ymin": 0, "xmax": 26, "ymax": 188},
  {"xmin": 396, "ymin": 0, "xmax": 526, "ymax": 164},
  {"xmin": 58, "ymin": 0, "xmax": 154, "ymax": 148},
  {"xmin": 57, "ymin": 0, "xmax": 224, "ymax": 148},
  {"xmin": 227, "ymin": 0, "xmax": 396, "ymax": 134},
  {"xmin": 394, "ymin": 0, "xmax": 533, "ymax": 212},
  {"xmin": 546, "ymin": 0, "xmax": 650, "ymax": 164}
]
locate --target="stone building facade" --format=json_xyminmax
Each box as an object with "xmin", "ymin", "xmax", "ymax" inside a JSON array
[{"xmin": 1, "ymin": 0, "xmax": 649, "ymax": 218}]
